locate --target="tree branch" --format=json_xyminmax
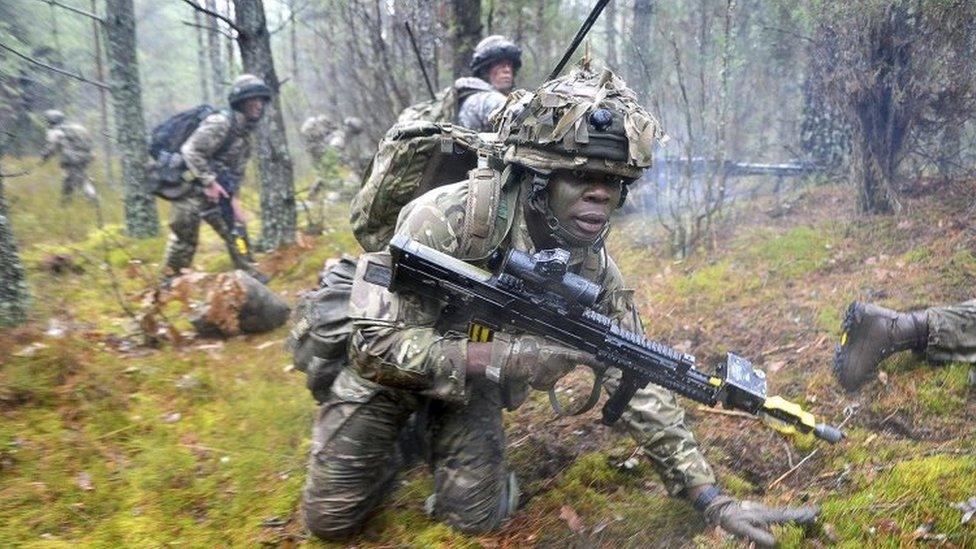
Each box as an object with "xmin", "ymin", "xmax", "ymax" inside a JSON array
[
  {"xmin": 180, "ymin": 19, "xmax": 235, "ymax": 40},
  {"xmin": 38, "ymin": 0, "xmax": 104, "ymax": 23},
  {"xmin": 0, "ymin": 41, "xmax": 111, "ymax": 90},
  {"xmin": 179, "ymin": 0, "xmax": 242, "ymax": 35}
]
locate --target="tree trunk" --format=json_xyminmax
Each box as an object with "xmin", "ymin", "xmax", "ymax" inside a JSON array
[
  {"xmin": 450, "ymin": 0, "xmax": 482, "ymax": 79},
  {"xmin": 0, "ymin": 158, "xmax": 30, "ymax": 327},
  {"xmin": 194, "ymin": 10, "xmax": 210, "ymax": 102},
  {"xmin": 91, "ymin": 0, "xmax": 116, "ymax": 188},
  {"xmin": 233, "ymin": 0, "xmax": 296, "ymax": 250},
  {"xmin": 206, "ymin": 0, "xmax": 226, "ymax": 99},
  {"xmin": 104, "ymin": 0, "xmax": 159, "ymax": 237},
  {"xmin": 627, "ymin": 0, "xmax": 655, "ymax": 97},
  {"xmin": 225, "ymin": 0, "xmax": 237, "ymax": 74},
  {"xmin": 604, "ymin": 0, "xmax": 618, "ymax": 68}
]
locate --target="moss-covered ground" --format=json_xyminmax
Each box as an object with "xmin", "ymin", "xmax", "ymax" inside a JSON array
[{"xmin": 1, "ymin": 160, "xmax": 973, "ymax": 547}]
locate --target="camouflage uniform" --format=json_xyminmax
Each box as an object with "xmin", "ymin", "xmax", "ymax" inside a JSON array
[
  {"xmin": 41, "ymin": 119, "xmax": 95, "ymax": 204},
  {"xmin": 162, "ymin": 110, "xmax": 259, "ymax": 277},
  {"xmin": 455, "ymin": 77, "xmax": 507, "ymax": 132},
  {"xmin": 302, "ymin": 175, "xmax": 715, "ymax": 538},
  {"xmin": 922, "ymin": 301, "xmax": 976, "ymax": 362}
]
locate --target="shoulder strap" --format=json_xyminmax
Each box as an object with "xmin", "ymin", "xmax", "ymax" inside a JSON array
[
  {"xmin": 457, "ymin": 167, "xmax": 518, "ymax": 260},
  {"xmin": 212, "ymin": 109, "xmax": 238, "ymax": 159}
]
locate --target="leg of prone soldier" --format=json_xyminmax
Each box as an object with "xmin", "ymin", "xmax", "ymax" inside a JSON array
[{"xmin": 835, "ymin": 299, "xmax": 976, "ymax": 391}]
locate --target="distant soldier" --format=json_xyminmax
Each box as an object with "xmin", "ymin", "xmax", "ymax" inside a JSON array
[
  {"xmin": 455, "ymin": 35, "xmax": 522, "ymax": 131},
  {"xmin": 39, "ymin": 110, "xmax": 96, "ymax": 204},
  {"xmin": 161, "ymin": 74, "xmax": 271, "ymax": 285},
  {"xmin": 835, "ymin": 300, "xmax": 976, "ymax": 390},
  {"xmin": 300, "ymin": 115, "xmax": 364, "ymax": 205}
]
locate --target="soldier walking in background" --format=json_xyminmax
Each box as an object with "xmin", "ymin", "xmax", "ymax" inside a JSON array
[
  {"xmin": 835, "ymin": 300, "xmax": 976, "ymax": 390},
  {"xmin": 160, "ymin": 74, "xmax": 271, "ymax": 285},
  {"xmin": 455, "ymin": 35, "xmax": 522, "ymax": 131},
  {"xmin": 299, "ymin": 115, "xmax": 365, "ymax": 207},
  {"xmin": 39, "ymin": 110, "xmax": 97, "ymax": 205}
]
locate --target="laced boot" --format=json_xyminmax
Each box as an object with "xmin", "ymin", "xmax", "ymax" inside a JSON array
[{"xmin": 833, "ymin": 301, "xmax": 928, "ymax": 392}]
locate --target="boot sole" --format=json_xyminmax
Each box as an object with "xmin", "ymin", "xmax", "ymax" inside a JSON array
[{"xmin": 833, "ymin": 301, "xmax": 865, "ymax": 391}]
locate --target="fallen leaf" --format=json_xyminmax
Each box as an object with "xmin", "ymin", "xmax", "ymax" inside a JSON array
[
  {"xmin": 952, "ymin": 496, "xmax": 976, "ymax": 524},
  {"xmin": 254, "ymin": 340, "xmax": 277, "ymax": 350},
  {"xmin": 13, "ymin": 342, "xmax": 48, "ymax": 358},
  {"xmin": 163, "ymin": 412, "xmax": 182, "ymax": 423},
  {"xmin": 765, "ymin": 360, "xmax": 786, "ymax": 373},
  {"xmin": 76, "ymin": 471, "xmax": 94, "ymax": 491},
  {"xmin": 559, "ymin": 505, "xmax": 585, "ymax": 534}
]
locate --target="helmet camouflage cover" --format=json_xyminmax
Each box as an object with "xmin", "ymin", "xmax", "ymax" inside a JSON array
[
  {"xmin": 470, "ymin": 35, "xmax": 523, "ymax": 78},
  {"xmin": 493, "ymin": 62, "xmax": 667, "ymax": 180}
]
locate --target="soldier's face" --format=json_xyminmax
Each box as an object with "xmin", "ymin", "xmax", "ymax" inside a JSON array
[
  {"xmin": 242, "ymin": 98, "xmax": 266, "ymax": 121},
  {"xmin": 488, "ymin": 60, "xmax": 515, "ymax": 93},
  {"xmin": 547, "ymin": 169, "xmax": 623, "ymax": 242}
]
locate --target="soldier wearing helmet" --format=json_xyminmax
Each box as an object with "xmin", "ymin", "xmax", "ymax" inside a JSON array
[
  {"xmin": 162, "ymin": 74, "xmax": 271, "ymax": 284},
  {"xmin": 39, "ymin": 109, "xmax": 96, "ymax": 205},
  {"xmin": 454, "ymin": 35, "xmax": 522, "ymax": 131},
  {"xmin": 299, "ymin": 115, "xmax": 366, "ymax": 219},
  {"xmin": 301, "ymin": 63, "xmax": 821, "ymax": 546}
]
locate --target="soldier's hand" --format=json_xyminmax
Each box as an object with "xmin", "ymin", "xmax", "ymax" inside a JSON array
[
  {"xmin": 702, "ymin": 495, "xmax": 819, "ymax": 548},
  {"xmin": 488, "ymin": 333, "xmax": 603, "ymax": 390},
  {"xmin": 202, "ymin": 180, "xmax": 229, "ymax": 203}
]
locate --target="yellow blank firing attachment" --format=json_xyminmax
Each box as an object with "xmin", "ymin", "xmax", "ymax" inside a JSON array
[{"xmin": 761, "ymin": 396, "xmax": 844, "ymax": 443}]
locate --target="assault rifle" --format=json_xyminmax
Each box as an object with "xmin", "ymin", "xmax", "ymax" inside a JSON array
[{"xmin": 377, "ymin": 234, "xmax": 843, "ymax": 443}]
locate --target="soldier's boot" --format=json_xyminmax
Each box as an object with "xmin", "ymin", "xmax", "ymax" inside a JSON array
[{"xmin": 833, "ymin": 301, "xmax": 929, "ymax": 392}]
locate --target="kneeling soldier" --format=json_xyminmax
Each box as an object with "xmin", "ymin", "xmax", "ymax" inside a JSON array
[{"xmin": 302, "ymin": 63, "xmax": 819, "ymax": 546}]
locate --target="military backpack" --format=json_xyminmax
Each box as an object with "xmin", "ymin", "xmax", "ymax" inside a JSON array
[{"xmin": 146, "ymin": 105, "xmax": 235, "ymax": 200}]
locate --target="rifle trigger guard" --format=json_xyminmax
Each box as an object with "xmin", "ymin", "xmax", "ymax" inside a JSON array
[{"xmin": 547, "ymin": 368, "xmax": 605, "ymax": 417}]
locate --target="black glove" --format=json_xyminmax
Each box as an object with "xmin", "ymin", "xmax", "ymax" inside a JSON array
[{"xmin": 703, "ymin": 494, "xmax": 819, "ymax": 547}]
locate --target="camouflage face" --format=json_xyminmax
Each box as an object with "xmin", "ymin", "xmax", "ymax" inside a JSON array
[{"xmin": 546, "ymin": 169, "xmax": 622, "ymax": 243}]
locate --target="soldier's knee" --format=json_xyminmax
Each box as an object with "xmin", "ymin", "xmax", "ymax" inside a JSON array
[{"xmin": 301, "ymin": 497, "xmax": 364, "ymax": 541}]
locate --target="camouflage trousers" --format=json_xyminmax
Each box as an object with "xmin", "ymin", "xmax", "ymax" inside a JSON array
[
  {"xmin": 161, "ymin": 193, "xmax": 258, "ymax": 278},
  {"xmin": 302, "ymin": 369, "xmax": 513, "ymax": 540},
  {"xmin": 926, "ymin": 300, "xmax": 976, "ymax": 362},
  {"xmin": 60, "ymin": 162, "xmax": 94, "ymax": 204}
]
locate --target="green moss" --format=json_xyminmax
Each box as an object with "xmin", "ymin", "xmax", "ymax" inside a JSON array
[
  {"xmin": 901, "ymin": 245, "xmax": 933, "ymax": 265},
  {"xmin": 917, "ymin": 363, "xmax": 970, "ymax": 415},
  {"xmin": 821, "ymin": 455, "xmax": 976, "ymax": 546},
  {"xmin": 742, "ymin": 226, "xmax": 834, "ymax": 279}
]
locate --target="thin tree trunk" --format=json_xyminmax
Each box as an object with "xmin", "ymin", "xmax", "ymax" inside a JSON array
[
  {"xmin": 104, "ymin": 0, "xmax": 159, "ymax": 238},
  {"xmin": 206, "ymin": 0, "xmax": 226, "ymax": 99},
  {"xmin": 225, "ymin": 0, "xmax": 237, "ymax": 74},
  {"xmin": 194, "ymin": 10, "xmax": 210, "ymax": 102},
  {"xmin": 233, "ymin": 0, "xmax": 296, "ymax": 250},
  {"xmin": 91, "ymin": 0, "xmax": 116, "ymax": 187},
  {"xmin": 604, "ymin": 0, "xmax": 617, "ymax": 68},
  {"xmin": 450, "ymin": 0, "xmax": 481, "ymax": 79},
  {"xmin": 288, "ymin": 0, "xmax": 299, "ymax": 83},
  {"xmin": 628, "ymin": 0, "xmax": 654, "ymax": 97},
  {"xmin": 0, "ymin": 156, "xmax": 30, "ymax": 327}
]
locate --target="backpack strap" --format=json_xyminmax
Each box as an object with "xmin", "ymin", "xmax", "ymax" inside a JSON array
[
  {"xmin": 212, "ymin": 109, "xmax": 238, "ymax": 160},
  {"xmin": 458, "ymin": 166, "xmax": 518, "ymax": 260}
]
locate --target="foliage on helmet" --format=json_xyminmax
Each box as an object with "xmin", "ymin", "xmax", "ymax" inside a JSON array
[
  {"xmin": 493, "ymin": 62, "xmax": 667, "ymax": 179},
  {"xmin": 228, "ymin": 74, "xmax": 272, "ymax": 110},
  {"xmin": 470, "ymin": 35, "xmax": 523, "ymax": 78}
]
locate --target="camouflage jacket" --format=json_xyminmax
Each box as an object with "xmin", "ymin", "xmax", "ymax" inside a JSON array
[
  {"xmin": 347, "ymin": 168, "xmax": 716, "ymax": 495},
  {"xmin": 455, "ymin": 77, "xmax": 506, "ymax": 132},
  {"xmin": 43, "ymin": 123, "xmax": 93, "ymax": 166},
  {"xmin": 180, "ymin": 110, "xmax": 252, "ymax": 184}
]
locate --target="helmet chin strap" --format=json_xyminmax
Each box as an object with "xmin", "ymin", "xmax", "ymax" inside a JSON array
[{"xmin": 527, "ymin": 171, "xmax": 609, "ymax": 252}]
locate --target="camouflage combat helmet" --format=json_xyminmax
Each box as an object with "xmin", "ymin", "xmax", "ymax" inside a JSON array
[
  {"xmin": 43, "ymin": 109, "xmax": 66, "ymax": 125},
  {"xmin": 470, "ymin": 35, "xmax": 523, "ymax": 79},
  {"xmin": 228, "ymin": 74, "xmax": 272, "ymax": 111},
  {"xmin": 493, "ymin": 61, "xmax": 667, "ymax": 247}
]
